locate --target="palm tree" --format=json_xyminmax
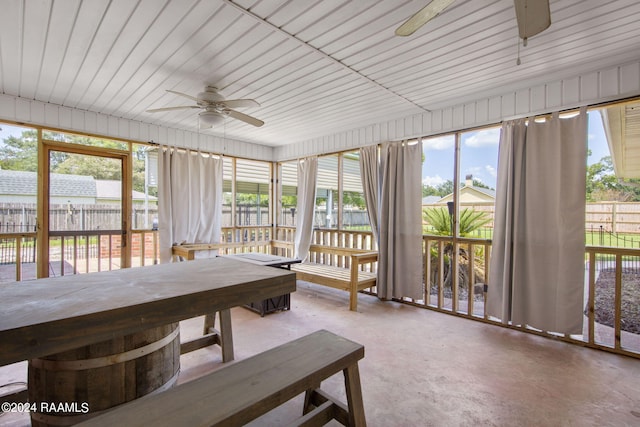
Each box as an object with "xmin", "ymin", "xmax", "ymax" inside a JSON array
[
  {"xmin": 423, "ymin": 206, "xmax": 491, "ymax": 236},
  {"xmin": 423, "ymin": 206, "xmax": 491, "ymax": 294}
]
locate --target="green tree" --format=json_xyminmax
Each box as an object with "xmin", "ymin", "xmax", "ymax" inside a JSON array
[
  {"xmin": 0, "ymin": 130, "xmax": 68, "ymax": 171},
  {"xmin": 281, "ymin": 195, "xmax": 297, "ymax": 207},
  {"xmin": 342, "ymin": 191, "xmax": 365, "ymax": 209},
  {"xmin": 422, "ymin": 178, "xmax": 493, "ymax": 199},
  {"xmin": 423, "ymin": 207, "xmax": 491, "ymax": 236},
  {"xmin": 0, "ymin": 131, "xmax": 151, "ymax": 194},
  {"xmin": 423, "ymin": 207, "xmax": 490, "ymax": 292},
  {"xmin": 587, "ymin": 155, "xmax": 640, "ymax": 201}
]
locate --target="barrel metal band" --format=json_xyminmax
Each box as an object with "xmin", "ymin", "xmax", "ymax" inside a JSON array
[{"xmin": 29, "ymin": 327, "xmax": 180, "ymax": 371}]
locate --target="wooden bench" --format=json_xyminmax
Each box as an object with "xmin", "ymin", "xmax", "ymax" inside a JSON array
[
  {"xmin": 77, "ymin": 330, "xmax": 366, "ymax": 427},
  {"xmin": 292, "ymin": 245, "xmax": 377, "ymax": 311}
]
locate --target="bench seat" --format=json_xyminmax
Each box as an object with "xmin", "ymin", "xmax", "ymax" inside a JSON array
[
  {"xmin": 292, "ymin": 245, "xmax": 377, "ymax": 311},
  {"xmin": 77, "ymin": 329, "xmax": 366, "ymax": 427}
]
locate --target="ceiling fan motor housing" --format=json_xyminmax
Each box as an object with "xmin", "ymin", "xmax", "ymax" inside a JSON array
[{"xmin": 197, "ymin": 86, "xmax": 225, "ymax": 106}]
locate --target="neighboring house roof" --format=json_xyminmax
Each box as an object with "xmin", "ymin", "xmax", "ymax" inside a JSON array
[
  {"xmin": 0, "ymin": 169, "xmax": 96, "ymax": 198},
  {"xmin": 95, "ymin": 180, "xmax": 157, "ymax": 202},
  {"xmin": 434, "ymin": 183, "xmax": 496, "ymax": 204},
  {"xmin": 601, "ymin": 100, "xmax": 640, "ymax": 179},
  {"xmin": 0, "ymin": 170, "xmax": 156, "ymax": 202},
  {"xmin": 468, "ymin": 186, "xmax": 496, "ymax": 199},
  {"xmin": 422, "ymin": 196, "xmax": 441, "ymax": 205}
]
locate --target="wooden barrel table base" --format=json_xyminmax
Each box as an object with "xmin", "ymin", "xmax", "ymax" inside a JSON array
[{"xmin": 28, "ymin": 322, "xmax": 180, "ymax": 427}]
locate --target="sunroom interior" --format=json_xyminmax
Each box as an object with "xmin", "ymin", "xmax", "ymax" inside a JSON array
[{"xmin": 1, "ymin": 0, "xmax": 640, "ymax": 426}]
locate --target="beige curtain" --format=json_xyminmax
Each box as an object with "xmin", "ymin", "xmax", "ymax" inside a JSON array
[
  {"xmin": 359, "ymin": 145, "xmax": 379, "ymax": 243},
  {"xmin": 294, "ymin": 156, "xmax": 318, "ymax": 261},
  {"xmin": 487, "ymin": 108, "xmax": 587, "ymax": 334},
  {"xmin": 158, "ymin": 147, "xmax": 223, "ymax": 262},
  {"xmin": 377, "ymin": 141, "xmax": 423, "ymax": 301}
]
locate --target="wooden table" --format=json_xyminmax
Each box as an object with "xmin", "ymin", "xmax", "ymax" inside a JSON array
[
  {"xmin": 0, "ymin": 257, "xmax": 296, "ymax": 366},
  {"xmin": 1, "ymin": 257, "xmax": 296, "ymax": 425}
]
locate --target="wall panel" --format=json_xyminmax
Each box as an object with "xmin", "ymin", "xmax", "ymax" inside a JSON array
[
  {"xmin": 620, "ymin": 62, "xmax": 640, "ymax": 94},
  {"xmin": 275, "ymin": 59, "xmax": 640, "ymax": 161},
  {"xmin": 600, "ymin": 67, "xmax": 620, "ymax": 98},
  {"xmin": 562, "ymin": 77, "xmax": 580, "ymax": 105},
  {"xmin": 15, "ymin": 99, "xmax": 31, "ymax": 122},
  {"xmin": 581, "ymin": 72, "xmax": 599, "ymax": 102},
  {"xmin": 0, "ymin": 94, "xmax": 274, "ymax": 161},
  {"xmin": 515, "ymin": 89, "xmax": 529, "ymax": 115},
  {"xmin": 3, "ymin": 58, "xmax": 640, "ymax": 163}
]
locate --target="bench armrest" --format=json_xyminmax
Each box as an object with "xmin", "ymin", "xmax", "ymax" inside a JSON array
[
  {"xmin": 349, "ymin": 252, "xmax": 377, "ymax": 284},
  {"xmin": 351, "ymin": 251, "xmax": 378, "ymax": 264}
]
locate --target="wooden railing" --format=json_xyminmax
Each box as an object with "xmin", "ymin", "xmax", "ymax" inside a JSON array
[
  {"xmin": 219, "ymin": 226, "xmax": 272, "ymax": 254},
  {"xmin": 3, "ymin": 225, "xmax": 639, "ymax": 359},
  {"xmin": 0, "ymin": 232, "xmax": 38, "ymax": 282},
  {"xmin": 415, "ymin": 235, "xmax": 640, "ymax": 359},
  {"xmin": 584, "ymin": 245, "xmax": 640, "ymax": 357},
  {"xmin": 420, "ymin": 235, "xmax": 491, "ymax": 318},
  {"xmin": 0, "ymin": 230, "xmax": 161, "ymax": 282}
]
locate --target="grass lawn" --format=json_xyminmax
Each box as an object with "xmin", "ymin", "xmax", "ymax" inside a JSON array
[
  {"xmin": 425, "ymin": 228, "xmax": 640, "ymax": 250},
  {"xmin": 585, "ymin": 232, "xmax": 640, "ymax": 249}
]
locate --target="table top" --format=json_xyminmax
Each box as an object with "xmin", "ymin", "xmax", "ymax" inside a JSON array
[
  {"xmin": 0, "ymin": 257, "xmax": 296, "ymax": 366},
  {"xmin": 224, "ymin": 253, "xmax": 301, "ymax": 268}
]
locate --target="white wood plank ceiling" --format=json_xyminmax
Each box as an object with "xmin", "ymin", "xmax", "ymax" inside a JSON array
[{"xmin": 1, "ymin": 0, "xmax": 639, "ymax": 148}]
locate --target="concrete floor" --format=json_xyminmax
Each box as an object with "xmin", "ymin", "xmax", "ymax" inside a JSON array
[{"xmin": 2, "ymin": 280, "xmax": 640, "ymax": 426}]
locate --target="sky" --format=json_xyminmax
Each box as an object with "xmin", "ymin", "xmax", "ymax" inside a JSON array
[
  {"xmin": 422, "ymin": 110, "xmax": 610, "ymax": 190},
  {"xmin": 0, "ymin": 123, "xmax": 27, "ymax": 141}
]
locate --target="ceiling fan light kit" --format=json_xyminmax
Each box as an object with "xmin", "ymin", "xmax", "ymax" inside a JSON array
[{"xmin": 199, "ymin": 110, "xmax": 226, "ymax": 127}]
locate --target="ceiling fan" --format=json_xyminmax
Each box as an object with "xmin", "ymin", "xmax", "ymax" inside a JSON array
[
  {"xmin": 146, "ymin": 86, "xmax": 264, "ymax": 129},
  {"xmin": 396, "ymin": 0, "xmax": 551, "ymax": 45}
]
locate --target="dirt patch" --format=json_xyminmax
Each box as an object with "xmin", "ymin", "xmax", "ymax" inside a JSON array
[{"xmin": 589, "ymin": 268, "xmax": 640, "ymax": 334}]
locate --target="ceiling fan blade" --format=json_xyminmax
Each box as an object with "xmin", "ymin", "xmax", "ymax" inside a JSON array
[
  {"xmin": 166, "ymin": 89, "xmax": 200, "ymax": 102},
  {"xmin": 225, "ymin": 109, "xmax": 264, "ymax": 127},
  {"xmin": 219, "ymin": 99, "xmax": 261, "ymax": 109},
  {"xmin": 514, "ymin": 0, "xmax": 550, "ymax": 39},
  {"xmin": 146, "ymin": 105, "xmax": 200, "ymax": 113},
  {"xmin": 395, "ymin": 0, "xmax": 456, "ymax": 36}
]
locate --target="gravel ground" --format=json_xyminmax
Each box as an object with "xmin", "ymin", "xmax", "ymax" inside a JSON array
[{"xmin": 591, "ymin": 268, "xmax": 640, "ymax": 334}]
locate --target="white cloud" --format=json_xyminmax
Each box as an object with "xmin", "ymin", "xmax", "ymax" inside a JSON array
[
  {"xmin": 485, "ymin": 165, "xmax": 497, "ymax": 178},
  {"xmin": 465, "ymin": 166, "xmax": 483, "ymax": 176},
  {"xmin": 464, "ymin": 128, "xmax": 500, "ymax": 147},
  {"xmin": 422, "ymin": 175, "xmax": 446, "ymax": 187},
  {"xmin": 422, "ymin": 136, "xmax": 454, "ymax": 151}
]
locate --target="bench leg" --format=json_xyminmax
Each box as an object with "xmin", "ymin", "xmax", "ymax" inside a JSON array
[
  {"xmin": 203, "ymin": 313, "xmax": 216, "ymax": 335},
  {"xmin": 349, "ymin": 282, "xmax": 358, "ymax": 312},
  {"xmin": 344, "ymin": 364, "xmax": 366, "ymax": 427},
  {"xmin": 303, "ymin": 384, "xmax": 321, "ymax": 415},
  {"xmin": 218, "ymin": 309, "xmax": 234, "ymax": 363},
  {"xmin": 202, "ymin": 310, "xmax": 234, "ymax": 363}
]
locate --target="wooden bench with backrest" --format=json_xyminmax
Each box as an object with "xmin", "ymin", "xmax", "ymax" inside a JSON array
[
  {"xmin": 292, "ymin": 244, "xmax": 378, "ymax": 311},
  {"xmin": 77, "ymin": 330, "xmax": 366, "ymax": 427}
]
